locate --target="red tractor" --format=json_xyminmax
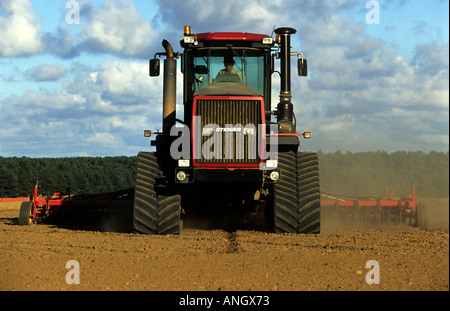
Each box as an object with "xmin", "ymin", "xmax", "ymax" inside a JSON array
[{"xmin": 134, "ymin": 26, "xmax": 320, "ymax": 235}]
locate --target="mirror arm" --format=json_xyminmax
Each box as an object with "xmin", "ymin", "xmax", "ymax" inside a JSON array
[{"xmin": 153, "ymin": 52, "xmax": 166, "ymax": 59}]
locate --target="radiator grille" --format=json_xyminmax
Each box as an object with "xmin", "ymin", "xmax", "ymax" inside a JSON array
[{"xmin": 194, "ymin": 99, "xmax": 262, "ymax": 165}]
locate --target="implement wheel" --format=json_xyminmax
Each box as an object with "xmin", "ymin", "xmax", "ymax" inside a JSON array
[
  {"xmin": 416, "ymin": 203, "xmax": 428, "ymax": 229},
  {"xmin": 18, "ymin": 201, "xmax": 33, "ymax": 226}
]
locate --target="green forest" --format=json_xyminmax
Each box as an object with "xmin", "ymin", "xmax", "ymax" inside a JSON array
[
  {"xmin": 0, "ymin": 151, "xmax": 448, "ymax": 198},
  {"xmin": 0, "ymin": 156, "xmax": 137, "ymax": 198}
]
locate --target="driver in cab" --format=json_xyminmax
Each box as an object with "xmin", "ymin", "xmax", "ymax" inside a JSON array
[{"xmin": 216, "ymin": 55, "xmax": 242, "ymax": 81}]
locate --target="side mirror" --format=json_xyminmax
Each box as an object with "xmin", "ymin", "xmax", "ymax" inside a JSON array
[
  {"xmin": 297, "ymin": 58, "xmax": 307, "ymax": 76},
  {"xmin": 149, "ymin": 58, "xmax": 160, "ymax": 77}
]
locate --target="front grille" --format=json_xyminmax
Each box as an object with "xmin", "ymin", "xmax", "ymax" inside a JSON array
[{"xmin": 194, "ymin": 98, "xmax": 262, "ymax": 165}]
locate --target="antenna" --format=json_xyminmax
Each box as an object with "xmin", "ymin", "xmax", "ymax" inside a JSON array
[{"xmin": 270, "ymin": 25, "xmax": 276, "ymax": 37}]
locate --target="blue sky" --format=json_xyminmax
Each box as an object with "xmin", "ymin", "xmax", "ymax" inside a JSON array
[{"xmin": 0, "ymin": 0, "xmax": 448, "ymax": 157}]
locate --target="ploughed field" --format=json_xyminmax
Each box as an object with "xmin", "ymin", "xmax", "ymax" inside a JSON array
[{"xmin": 0, "ymin": 198, "xmax": 448, "ymax": 291}]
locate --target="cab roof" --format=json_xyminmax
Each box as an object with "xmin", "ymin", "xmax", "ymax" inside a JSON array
[{"xmin": 195, "ymin": 32, "xmax": 269, "ymax": 42}]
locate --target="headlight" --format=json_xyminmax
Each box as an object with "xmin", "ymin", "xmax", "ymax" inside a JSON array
[
  {"xmin": 262, "ymin": 37, "xmax": 273, "ymax": 44},
  {"xmin": 202, "ymin": 127, "xmax": 214, "ymax": 136},
  {"xmin": 178, "ymin": 159, "xmax": 190, "ymax": 167},
  {"xmin": 269, "ymin": 171, "xmax": 279, "ymax": 181},
  {"xmin": 184, "ymin": 36, "xmax": 195, "ymax": 44},
  {"xmin": 265, "ymin": 160, "xmax": 278, "ymax": 168},
  {"xmin": 244, "ymin": 127, "xmax": 255, "ymax": 136},
  {"xmin": 176, "ymin": 171, "xmax": 187, "ymax": 181}
]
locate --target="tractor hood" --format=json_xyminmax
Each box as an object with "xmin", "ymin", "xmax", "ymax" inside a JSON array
[{"xmin": 194, "ymin": 83, "xmax": 262, "ymax": 97}]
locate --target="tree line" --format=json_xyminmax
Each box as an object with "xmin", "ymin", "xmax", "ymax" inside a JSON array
[
  {"xmin": 0, "ymin": 151, "xmax": 448, "ymax": 198},
  {"xmin": 0, "ymin": 156, "xmax": 137, "ymax": 198}
]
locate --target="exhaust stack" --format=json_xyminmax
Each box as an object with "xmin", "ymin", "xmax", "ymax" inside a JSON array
[
  {"xmin": 162, "ymin": 39, "xmax": 176, "ymax": 135},
  {"xmin": 275, "ymin": 27, "xmax": 296, "ymax": 133}
]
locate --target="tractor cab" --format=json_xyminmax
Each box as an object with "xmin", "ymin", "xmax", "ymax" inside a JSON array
[{"xmin": 180, "ymin": 31, "xmax": 275, "ymax": 125}]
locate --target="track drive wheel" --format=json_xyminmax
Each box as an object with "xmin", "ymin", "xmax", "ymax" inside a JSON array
[
  {"xmin": 18, "ymin": 201, "xmax": 33, "ymax": 226},
  {"xmin": 133, "ymin": 152, "xmax": 181, "ymax": 235}
]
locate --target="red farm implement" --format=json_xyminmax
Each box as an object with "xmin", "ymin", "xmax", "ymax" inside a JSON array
[
  {"xmin": 321, "ymin": 188, "xmax": 418, "ymax": 226},
  {"xmin": 18, "ymin": 184, "xmax": 134, "ymax": 226}
]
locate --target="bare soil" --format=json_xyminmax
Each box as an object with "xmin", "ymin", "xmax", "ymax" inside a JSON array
[{"xmin": 0, "ymin": 199, "xmax": 448, "ymax": 292}]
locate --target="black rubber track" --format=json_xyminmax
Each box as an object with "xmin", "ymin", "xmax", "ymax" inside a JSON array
[
  {"xmin": 273, "ymin": 151, "xmax": 298, "ymax": 233},
  {"xmin": 133, "ymin": 152, "xmax": 158, "ymax": 234},
  {"xmin": 156, "ymin": 194, "xmax": 181, "ymax": 235},
  {"xmin": 133, "ymin": 152, "xmax": 181, "ymax": 235},
  {"xmin": 296, "ymin": 152, "xmax": 321, "ymax": 234}
]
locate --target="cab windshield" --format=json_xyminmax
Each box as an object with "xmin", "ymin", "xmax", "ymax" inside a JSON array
[{"xmin": 190, "ymin": 48, "xmax": 266, "ymax": 94}]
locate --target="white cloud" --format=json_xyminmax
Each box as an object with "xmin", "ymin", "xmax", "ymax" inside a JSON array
[
  {"xmin": 4, "ymin": 0, "xmax": 162, "ymax": 59},
  {"xmin": 418, "ymin": 134, "xmax": 449, "ymax": 146},
  {"xmin": 78, "ymin": 0, "xmax": 159, "ymax": 58},
  {"xmin": 0, "ymin": 58, "xmax": 166, "ymax": 156},
  {"xmin": 85, "ymin": 132, "xmax": 119, "ymax": 144},
  {"xmin": 155, "ymin": 0, "xmax": 286, "ymax": 34},
  {"xmin": 26, "ymin": 63, "xmax": 66, "ymax": 81},
  {"xmin": 318, "ymin": 116, "xmax": 355, "ymax": 134},
  {"xmin": 283, "ymin": 4, "xmax": 448, "ymax": 153},
  {"xmin": 0, "ymin": 0, "xmax": 43, "ymax": 57}
]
